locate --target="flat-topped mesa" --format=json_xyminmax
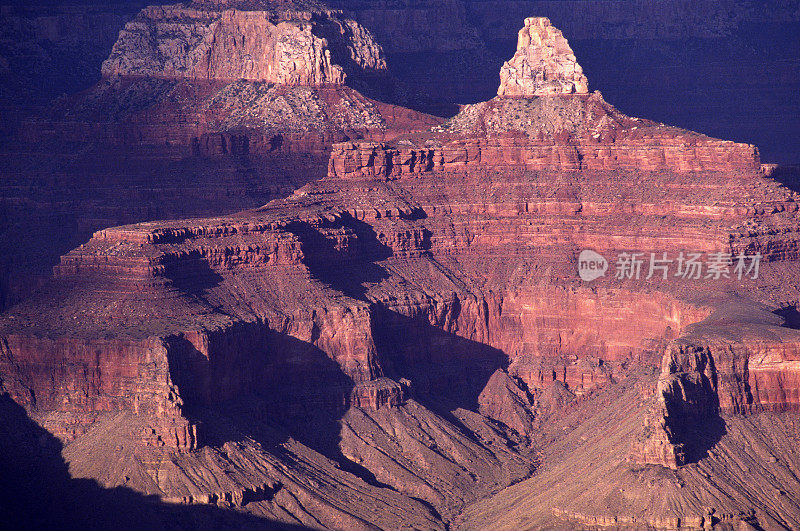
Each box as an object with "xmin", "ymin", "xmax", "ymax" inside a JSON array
[
  {"xmin": 20, "ymin": 1, "xmax": 445, "ymax": 151},
  {"xmin": 101, "ymin": 1, "xmax": 387, "ymax": 86},
  {"xmin": 498, "ymin": 17, "xmax": 589, "ymax": 97}
]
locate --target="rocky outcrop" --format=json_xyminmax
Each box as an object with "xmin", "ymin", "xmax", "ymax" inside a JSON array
[
  {"xmin": 20, "ymin": 77, "xmax": 438, "ymax": 152},
  {"xmin": 6, "ymin": 139, "xmax": 797, "ymax": 452},
  {"xmin": 17, "ymin": 1, "xmax": 424, "ymax": 154},
  {"xmin": 497, "ymin": 17, "xmax": 588, "ymax": 97},
  {"xmin": 2, "ymin": 0, "xmax": 439, "ymax": 312},
  {"xmin": 0, "ymin": 334, "xmax": 198, "ymax": 449},
  {"xmin": 636, "ymin": 303, "xmax": 800, "ymax": 469},
  {"xmin": 101, "ymin": 2, "xmax": 387, "ymax": 86},
  {"xmin": 477, "ymin": 369, "xmax": 537, "ymax": 435},
  {"xmin": 321, "ymin": 0, "xmax": 799, "ymax": 164},
  {"xmin": 330, "ymin": 32, "xmax": 761, "ymax": 178},
  {"xmin": 456, "ymin": 376, "xmax": 800, "ymax": 530}
]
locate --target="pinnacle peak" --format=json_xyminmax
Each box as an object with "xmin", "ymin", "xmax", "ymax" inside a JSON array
[{"xmin": 498, "ymin": 17, "xmax": 589, "ymax": 97}]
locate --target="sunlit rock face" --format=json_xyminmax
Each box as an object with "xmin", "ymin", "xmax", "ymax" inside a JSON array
[
  {"xmin": 497, "ymin": 17, "xmax": 589, "ymax": 97},
  {"xmin": 101, "ymin": 1, "xmax": 387, "ymax": 85}
]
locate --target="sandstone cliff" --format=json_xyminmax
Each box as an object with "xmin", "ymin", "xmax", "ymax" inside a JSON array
[
  {"xmin": 4, "ymin": 142, "xmax": 800, "ymax": 526},
  {"xmin": 328, "ymin": 17, "xmax": 762, "ymax": 179},
  {"xmin": 327, "ymin": 0, "xmax": 800, "ymax": 163},
  {"xmin": 20, "ymin": 1, "xmax": 429, "ymax": 151},
  {"xmin": 328, "ymin": 95, "xmax": 760, "ymax": 179},
  {"xmin": 1, "ymin": 0, "xmax": 440, "ymax": 313}
]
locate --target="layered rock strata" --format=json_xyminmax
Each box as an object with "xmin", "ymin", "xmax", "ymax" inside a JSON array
[
  {"xmin": 3, "ymin": 14, "xmax": 800, "ymax": 529},
  {"xmin": 4, "ymin": 145, "xmax": 800, "ymax": 524},
  {"xmin": 329, "ymin": 28, "xmax": 760, "ymax": 178},
  {"xmin": 2, "ymin": 1, "xmax": 437, "ymax": 309},
  {"xmin": 19, "ymin": 1, "xmax": 425, "ymax": 153},
  {"xmin": 23, "ymin": 79, "xmax": 437, "ymax": 153},
  {"xmin": 637, "ymin": 302, "xmax": 800, "ymax": 469},
  {"xmin": 329, "ymin": 118, "xmax": 760, "ymax": 178}
]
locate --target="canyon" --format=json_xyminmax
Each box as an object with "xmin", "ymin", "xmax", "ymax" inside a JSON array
[
  {"xmin": 0, "ymin": 0, "xmax": 797, "ymax": 309},
  {"xmin": 1, "ymin": 1, "xmax": 800, "ymax": 529}
]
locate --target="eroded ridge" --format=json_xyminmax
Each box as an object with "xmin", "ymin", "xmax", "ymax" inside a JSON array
[{"xmin": 21, "ymin": 0, "xmax": 436, "ymax": 151}]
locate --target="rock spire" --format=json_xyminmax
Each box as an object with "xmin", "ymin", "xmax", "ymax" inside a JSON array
[{"xmin": 498, "ymin": 17, "xmax": 589, "ymax": 97}]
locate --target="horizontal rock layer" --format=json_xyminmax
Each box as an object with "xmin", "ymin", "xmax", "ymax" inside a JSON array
[
  {"xmin": 3, "ymin": 136, "xmax": 800, "ymax": 528},
  {"xmin": 637, "ymin": 304, "xmax": 800, "ymax": 468},
  {"xmin": 2, "ymin": 11, "xmax": 800, "ymax": 529},
  {"xmin": 328, "ymin": 132, "xmax": 760, "ymax": 178},
  {"xmin": 330, "ymin": 93, "xmax": 761, "ymax": 177},
  {"xmin": 4, "ymin": 151, "xmax": 800, "ymax": 444},
  {"xmin": 20, "ymin": 80, "xmax": 439, "ymax": 155}
]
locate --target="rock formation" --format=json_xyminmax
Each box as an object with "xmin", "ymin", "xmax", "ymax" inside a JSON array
[
  {"xmin": 3, "ymin": 12, "xmax": 800, "ymax": 530},
  {"xmin": 15, "ymin": 0, "xmax": 442, "ymax": 156},
  {"xmin": 328, "ymin": 90, "xmax": 760, "ymax": 179},
  {"xmin": 102, "ymin": 2, "xmax": 387, "ymax": 86},
  {"xmin": 497, "ymin": 17, "xmax": 588, "ymax": 96},
  {"xmin": 325, "ymin": 1, "xmax": 800, "ymax": 162},
  {"xmin": 25, "ymin": 1, "xmax": 403, "ymax": 149},
  {"xmin": 2, "ymin": 0, "xmax": 438, "ymax": 310}
]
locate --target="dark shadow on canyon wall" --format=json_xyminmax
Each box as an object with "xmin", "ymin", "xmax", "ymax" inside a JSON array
[
  {"xmin": 766, "ymin": 165, "xmax": 800, "ymax": 195},
  {"xmin": 372, "ymin": 306, "xmax": 507, "ymax": 414},
  {"xmin": 775, "ymin": 304, "xmax": 800, "ymax": 330},
  {"xmin": 681, "ymin": 415, "xmax": 728, "ymax": 465},
  {"xmin": 167, "ymin": 327, "xmax": 353, "ymax": 435},
  {"xmin": 160, "ymin": 211, "xmax": 505, "ymax": 487},
  {"xmin": 288, "ymin": 213, "xmax": 508, "ymax": 421},
  {"xmin": 661, "ymin": 370, "xmax": 728, "ymax": 465},
  {"xmin": 0, "ymin": 146, "xmax": 327, "ymax": 312},
  {"xmin": 286, "ymin": 216, "xmax": 392, "ymax": 300},
  {"xmin": 162, "ymin": 253, "xmax": 224, "ymax": 301},
  {"xmin": 166, "ymin": 327, "xmax": 393, "ymax": 490},
  {"xmin": 0, "ymin": 392, "xmax": 310, "ymax": 530}
]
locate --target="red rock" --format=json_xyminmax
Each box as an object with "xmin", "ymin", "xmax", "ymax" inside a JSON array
[
  {"xmin": 17, "ymin": 1, "xmax": 438, "ymax": 154},
  {"xmin": 478, "ymin": 369, "xmax": 536, "ymax": 435},
  {"xmin": 635, "ymin": 302, "xmax": 800, "ymax": 468},
  {"xmin": 497, "ymin": 17, "xmax": 589, "ymax": 97},
  {"xmin": 3, "ymin": 13, "xmax": 800, "ymax": 530},
  {"xmin": 102, "ymin": 2, "xmax": 387, "ymax": 86},
  {"xmin": 328, "ymin": 93, "xmax": 761, "ymax": 179}
]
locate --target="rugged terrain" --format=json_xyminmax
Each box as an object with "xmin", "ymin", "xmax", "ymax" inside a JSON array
[
  {"xmin": 2, "ymin": 9, "xmax": 800, "ymax": 528},
  {"xmin": 0, "ymin": 0, "xmax": 797, "ymax": 312},
  {"xmin": 0, "ymin": 0, "xmax": 438, "ymax": 310}
]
